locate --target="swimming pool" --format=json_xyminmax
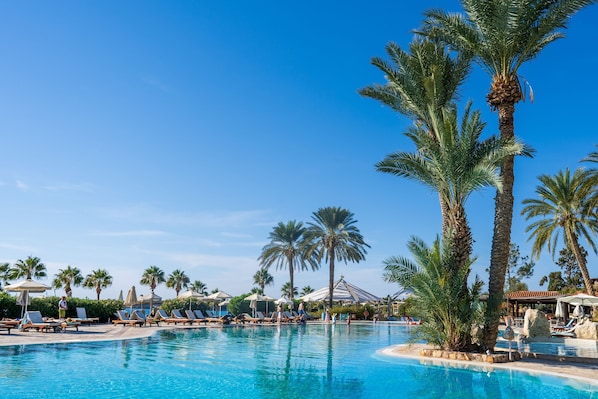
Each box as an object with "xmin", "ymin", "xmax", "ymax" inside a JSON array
[{"xmin": 0, "ymin": 324, "xmax": 596, "ymax": 398}]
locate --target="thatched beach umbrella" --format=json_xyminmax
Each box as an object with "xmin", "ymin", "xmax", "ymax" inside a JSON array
[{"xmin": 124, "ymin": 286, "xmax": 138, "ymax": 314}]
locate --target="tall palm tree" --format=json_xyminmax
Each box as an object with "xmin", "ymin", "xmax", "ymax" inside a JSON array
[
  {"xmin": 360, "ymin": 37, "xmax": 470, "ymax": 133},
  {"xmin": 360, "ymin": 37, "xmax": 471, "ymax": 234},
  {"xmin": 189, "ymin": 280, "xmax": 208, "ymax": 296},
  {"xmin": 253, "ymin": 268, "xmax": 274, "ymax": 295},
  {"xmin": 9, "ymin": 256, "xmax": 47, "ymax": 280},
  {"xmin": 0, "ymin": 263, "xmax": 10, "ymax": 289},
  {"xmin": 166, "ymin": 269, "xmax": 190, "ymax": 297},
  {"xmin": 140, "ymin": 265, "xmax": 165, "ymax": 312},
  {"xmin": 422, "ymin": 0, "xmax": 596, "ymax": 350},
  {"xmin": 521, "ymin": 168, "xmax": 598, "ymax": 296},
  {"xmin": 582, "ymin": 144, "xmax": 598, "ymax": 211},
  {"xmin": 304, "ymin": 207, "xmax": 369, "ymax": 308},
  {"xmin": 376, "ymin": 102, "xmax": 524, "ymax": 272},
  {"xmin": 300, "ymin": 285, "xmax": 314, "ymax": 296},
  {"xmin": 258, "ymin": 220, "xmax": 318, "ymax": 300},
  {"xmin": 83, "ymin": 269, "xmax": 113, "ymax": 300},
  {"xmin": 53, "ymin": 266, "xmax": 84, "ymax": 297}
]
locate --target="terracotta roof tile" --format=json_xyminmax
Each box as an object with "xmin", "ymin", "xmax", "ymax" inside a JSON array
[{"xmin": 506, "ymin": 290, "xmax": 560, "ymax": 299}]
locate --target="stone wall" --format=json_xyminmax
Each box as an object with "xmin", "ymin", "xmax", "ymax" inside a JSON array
[{"xmin": 419, "ymin": 348, "xmax": 521, "ymax": 363}]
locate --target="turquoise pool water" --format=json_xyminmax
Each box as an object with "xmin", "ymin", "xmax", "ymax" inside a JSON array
[{"xmin": 0, "ymin": 324, "xmax": 596, "ymax": 398}]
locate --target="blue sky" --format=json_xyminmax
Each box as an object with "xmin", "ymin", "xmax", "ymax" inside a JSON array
[{"xmin": 0, "ymin": 1, "xmax": 596, "ymax": 300}]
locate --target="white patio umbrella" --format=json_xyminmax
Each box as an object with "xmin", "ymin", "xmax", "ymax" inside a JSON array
[
  {"xmin": 117, "ymin": 290, "xmax": 123, "ymax": 301},
  {"xmin": 138, "ymin": 292, "xmax": 162, "ymax": 314},
  {"xmin": 4, "ymin": 279, "xmax": 52, "ymax": 317},
  {"xmin": 244, "ymin": 293, "xmax": 276, "ymax": 316},
  {"xmin": 276, "ymin": 296, "xmax": 295, "ymax": 312},
  {"xmin": 559, "ymin": 293, "xmax": 598, "ymax": 307},
  {"xmin": 298, "ymin": 277, "xmax": 381, "ymax": 304},
  {"xmin": 178, "ymin": 290, "xmax": 204, "ymax": 310},
  {"xmin": 207, "ymin": 291, "xmax": 232, "ymax": 314}
]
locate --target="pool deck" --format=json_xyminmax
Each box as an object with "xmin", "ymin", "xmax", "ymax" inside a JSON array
[{"xmin": 1, "ymin": 322, "xmax": 597, "ymax": 385}]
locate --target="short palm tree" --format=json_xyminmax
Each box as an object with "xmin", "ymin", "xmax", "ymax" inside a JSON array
[
  {"xmin": 300, "ymin": 285, "xmax": 314, "ymax": 296},
  {"xmin": 258, "ymin": 220, "xmax": 318, "ymax": 300},
  {"xmin": 383, "ymin": 236, "xmax": 483, "ymax": 351},
  {"xmin": 281, "ymin": 282, "xmax": 298, "ymax": 299},
  {"xmin": 53, "ymin": 266, "xmax": 84, "ymax": 297},
  {"xmin": 166, "ymin": 269, "xmax": 190, "ymax": 297},
  {"xmin": 304, "ymin": 207, "xmax": 369, "ymax": 308},
  {"xmin": 140, "ymin": 265, "xmax": 165, "ymax": 311},
  {"xmin": 83, "ymin": 269, "xmax": 113, "ymax": 300},
  {"xmin": 189, "ymin": 280, "xmax": 208, "ymax": 296},
  {"xmin": 521, "ymin": 168, "xmax": 598, "ymax": 295},
  {"xmin": 253, "ymin": 268, "xmax": 274, "ymax": 295},
  {"xmin": 421, "ymin": 0, "xmax": 596, "ymax": 349},
  {"xmin": 10, "ymin": 256, "xmax": 47, "ymax": 280}
]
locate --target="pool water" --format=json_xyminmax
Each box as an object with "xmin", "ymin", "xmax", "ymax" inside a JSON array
[{"xmin": 0, "ymin": 324, "xmax": 596, "ymax": 398}]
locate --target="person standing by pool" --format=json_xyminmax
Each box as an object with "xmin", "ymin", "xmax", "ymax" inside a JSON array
[
  {"xmin": 298, "ymin": 302, "xmax": 305, "ymax": 323},
  {"xmin": 58, "ymin": 296, "xmax": 68, "ymax": 319},
  {"xmin": 277, "ymin": 303, "xmax": 282, "ymax": 324}
]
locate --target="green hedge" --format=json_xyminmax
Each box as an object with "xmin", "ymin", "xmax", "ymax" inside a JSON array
[{"xmin": 0, "ymin": 292, "xmax": 122, "ymax": 322}]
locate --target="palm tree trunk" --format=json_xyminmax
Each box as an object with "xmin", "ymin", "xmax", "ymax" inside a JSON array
[
  {"xmin": 289, "ymin": 257, "xmax": 295, "ymax": 300},
  {"xmin": 328, "ymin": 250, "xmax": 335, "ymax": 309},
  {"xmin": 485, "ymin": 101, "xmax": 516, "ymax": 351},
  {"xmin": 96, "ymin": 286, "xmax": 101, "ymax": 300},
  {"xmin": 567, "ymin": 231, "xmax": 596, "ymax": 296}
]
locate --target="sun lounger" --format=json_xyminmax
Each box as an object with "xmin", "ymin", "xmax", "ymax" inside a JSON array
[
  {"xmin": 72, "ymin": 307, "xmax": 100, "ymax": 324},
  {"xmin": 242, "ymin": 313, "xmax": 263, "ymax": 323},
  {"xmin": 170, "ymin": 309, "xmax": 192, "ymax": 324},
  {"xmin": 112, "ymin": 310, "xmax": 145, "ymax": 327},
  {"xmin": 132, "ymin": 310, "xmax": 160, "ymax": 326},
  {"xmin": 22, "ymin": 311, "xmax": 63, "ymax": 332},
  {"xmin": 283, "ymin": 311, "xmax": 297, "ymax": 322},
  {"xmin": 155, "ymin": 309, "xmax": 187, "ymax": 325},
  {"xmin": 195, "ymin": 309, "xmax": 231, "ymax": 324},
  {"xmin": 184, "ymin": 310, "xmax": 208, "ymax": 324},
  {"xmin": 0, "ymin": 323, "xmax": 13, "ymax": 334},
  {"xmin": 0, "ymin": 318, "xmax": 20, "ymax": 327}
]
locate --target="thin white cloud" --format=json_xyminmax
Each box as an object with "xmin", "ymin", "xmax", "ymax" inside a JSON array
[
  {"xmin": 0, "ymin": 242, "xmax": 37, "ymax": 252},
  {"xmin": 44, "ymin": 183, "xmax": 94, "ymax": 193},
  {"xmin": 141, "ymin": 75, "xmax": 173, "ymax": 93},
  {"xmin": 98, "ymin": 206, "xmax": 272, "ymax": 228},
  {"xmin": 91, "ymin": 230, "xmax": 168, "ymax": 237},
  {"xmin": 15, "ymin": 180, "xmax": 29, "ymax": 191}
]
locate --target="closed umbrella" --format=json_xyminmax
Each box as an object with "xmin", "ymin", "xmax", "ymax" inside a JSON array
[
  {"xmin": 117, "ymin": 290, "xmax": 123, "ymax": 301},
  {"xmin": 124, "ymin": 286, "xmax": 138, "ymax": 314},
  {"xmin": 555, "ymin": 300, "xmax": 565, "ymax": 319}
]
